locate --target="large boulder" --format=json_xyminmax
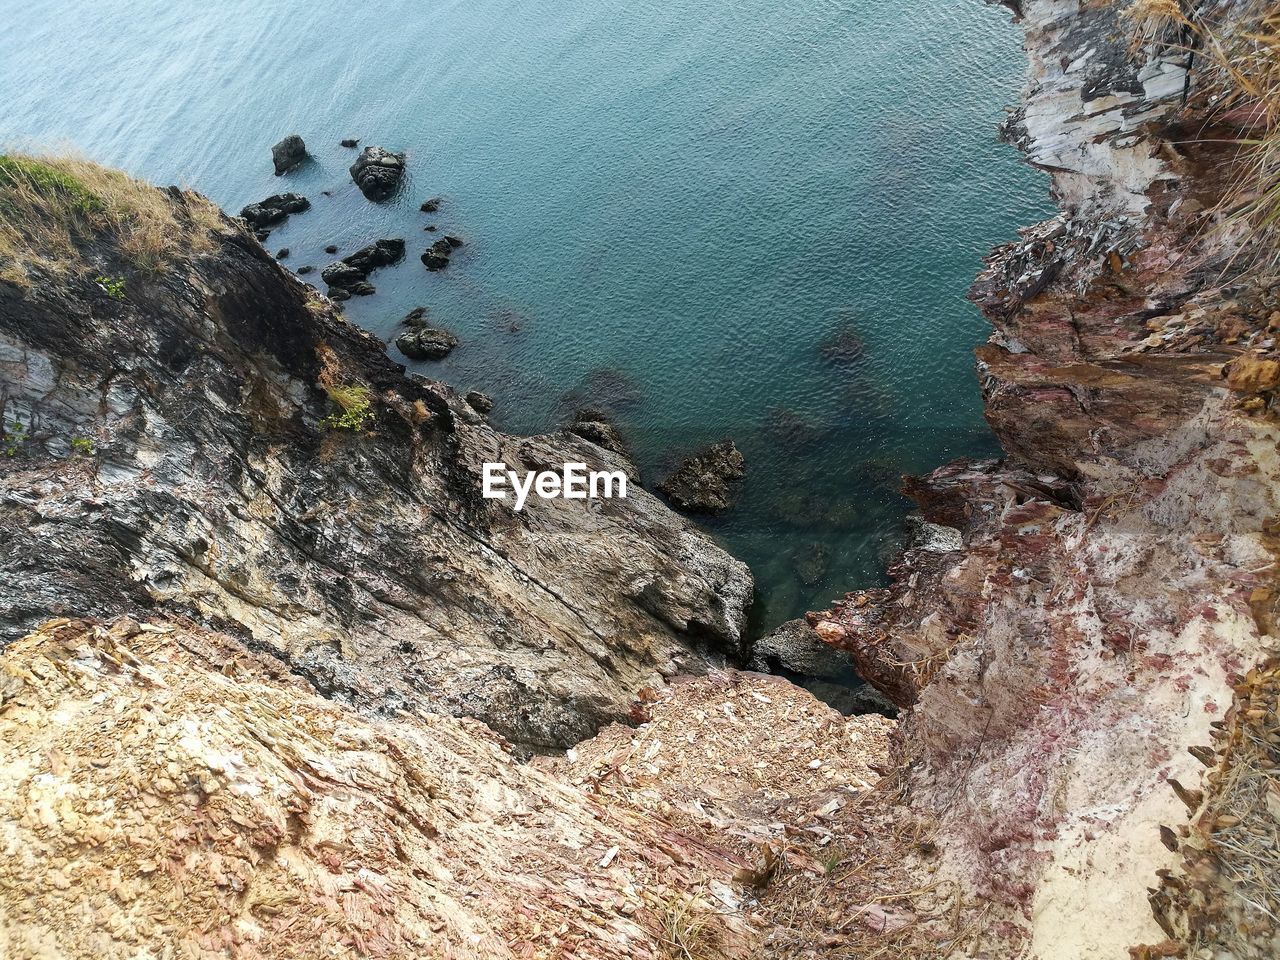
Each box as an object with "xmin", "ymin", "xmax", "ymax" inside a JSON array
[
  {"xmin": 271, "ymin": 135, "xmax": 307, "ymax": 175},
  {"xmin": 657, "ymin": 440, "xmax": 745, "ymax": 514},
  {"xmin": 349, "ymin": 146, "xmax": 406, "ymax": 201}
]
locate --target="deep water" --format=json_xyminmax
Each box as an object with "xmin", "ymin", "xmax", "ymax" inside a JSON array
[{"xmin": 1, "ymin": 0, "xmax": 1051, "ymax": 629}]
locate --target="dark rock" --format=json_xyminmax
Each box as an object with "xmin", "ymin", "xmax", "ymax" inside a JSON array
[
  {"xmin": 320, "ymin": 239, "xmax": 405, "ymax": 296},
  {"xmin": 276, "ymin": 248, "xmax": 290, "ymax": 260},
  {"xmin": 444, "ymin": 235, "xmax": 464, "ymax": 249},
  {"xmin": 324, "ymin": 245, "xmax": 339, "ymax": 254},
  {"xmin": 271, "ymin": 135, "xmax": 307, "ymax": 175},
  {"xmin": 750, "ymin": 618, "xmax": 850, "ymax": 682},
  {"xmin": 424, "ymin": 225, "xmax": 437, "ymax": 232},
  {"xmin": 396, "ymin": 326, "xmax": 458, "ymax": 361},
  {"xmin": 420, "ymin": 238, "xmax": 455, "ymax": 272},
  {"xmin": 340, "ymin": 138, "xmax": 360, "ymax": 148},
  {"xmin": 349, "ymin": 146, "xmax": 405, "ymax": 202},
  {"xmin": 466, "ymin": 391, "xmax": 494, "ymax": 414},
  {"xmin": 297, "ymin": 266, "xmax": 314, "ymax": 276},
  {"xmin": 420, "ymin": 198, "xmax": 442, "ymax": 213},
  {"xmin": 329, "ymin": 287, "xmax": 351, "ymax": 302},
  {"xmin": 763, "ymin": 407, "xmax": 831, "ymax": 451},
  {"xmin": 239, "ymin": 193, "xmax": 310, "ymax": 230},
  {"xmin": 657, "ymin": 440, "xmax": 745, "ymax": 514}
]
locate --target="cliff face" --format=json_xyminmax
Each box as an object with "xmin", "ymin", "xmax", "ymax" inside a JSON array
[
  {"xmin": 0, "ymin": 213, "xmax": 750, "ymax": 751},
  {"xmin": 820, "ymin": 0, "xmax": 1280, "ymax": 955}
]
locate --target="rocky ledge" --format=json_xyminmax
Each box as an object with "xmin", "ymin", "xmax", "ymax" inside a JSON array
[
  {"xmin": 813, "ymin": 0, "xmax": 1280, "ymax": 956},
  {"xmin": 0, "ymin": 189, "xmax": 751, "ymax": 752}
]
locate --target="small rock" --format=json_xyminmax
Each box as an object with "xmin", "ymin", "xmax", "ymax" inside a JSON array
[
  {"xmin": 297, "ymin": 265, "xmax": 314, "ymax": 275},
  {"xmin": 657, "ymin": 440, "xmax": 745, "ymax": 514},
  {"xmin": 420, "ymin": 198, "xmax": 442, "ymax": 213},
  {"xmin": 340, "ymin": 138, "xmax": 360, "ymax": 148},
  {"xmin": 750, "ymin": 618, "xmax": 849, "ymax": 680},
  {"xmin": 444, "ymin": 235, "xmax": 464, "ymax": 249},
  {"xmin": 424, "ymin": 225, "xmax": 437, "ymax": 232},
  {"xmin": 276, "ymin": 248, "xmax": 290, "ymax": 260},
  {"xmin": 396, "ymin": 326, "xmax": 459, "ymax": 360},
  {"xmin": 324, "ymin": 245, "xmax": 339, "ymax": 254},
  {"xmin": 466, "ymin": 391, "xmax": 494, "ymax": 414},
  {"xmin": 271, "ymin": 135, "xmax": 307, "ymax": 175},
  {"xmin": 349, "ymin": 146, "xmax": 406, "ymax": 202}
]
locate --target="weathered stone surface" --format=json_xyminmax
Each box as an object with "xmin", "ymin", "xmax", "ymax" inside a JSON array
[
  {"xmin": 658, "ymin": 440, "xmax": 745, "ymax": 514},
  {"xmin": 270, "ymin": 134, "xmax": 306, "ymax": 175},
  {"xmin": 320, "ymin": 238, "xmax": 404, "ymax": 296},
  {"xmin": 396, "ymin": 325, "xmax": 458, "ymax": 360},
  {"xmin": 238, "ymin": 192, "xmax": 309, "ymax": 229},
  {"xmin": 817, "ymin": 1, "xmax": 1280, "ymax": 956},
  {"xmin": 0, "ymin": 197, "xmax": 751, "ymax": 751},
  {"xmin": 349, "ymin": 145, "xmax": 405, "ymax": 201}
]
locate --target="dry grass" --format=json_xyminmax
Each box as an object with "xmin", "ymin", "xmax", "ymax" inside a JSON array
[
  {"xmin": 1136, "ymin": 660, "xmax": 1280, "ymax": 957},
  {"xmin": 1122, "ymin": 2, "xmax": 1280, "ymax": 265},
  {"xmin": 0, "ymin": 152, "xmax": 223, "ymax": 285}
]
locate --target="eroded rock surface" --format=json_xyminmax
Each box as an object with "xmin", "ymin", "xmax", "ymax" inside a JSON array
[
  {"xmin": 814, "ymin": 0, "xmax": 1280, "ymax": 955},
  {"xmin": 0, "ymin": 198, "xmax": 750, "ymax": 751},
  {"xmin": 349, "ymin": 146, "xmax": 405, "ymax": 201}
]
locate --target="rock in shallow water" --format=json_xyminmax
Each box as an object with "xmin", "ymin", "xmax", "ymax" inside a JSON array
[
  {"xmin": 349, "ymin": 145, "xmax": 406, "ymax": 201},
  {"xmin": 271, "ymin": 134, "xmax": 307, "ymax": 175},
  {"xmin": 320, "ymin": 238, "xmax": 405, "ymax": 296},
  {"xmin": 657, "ymin": 439, "xmax": 746, "ymax": 514},
  {"xmin": 239, "ymin": 193, "xmax": 310, "ymax": 229},
  {"xmin": 396, "ymin": 325, "xmax": 458, "ymax": 360}
]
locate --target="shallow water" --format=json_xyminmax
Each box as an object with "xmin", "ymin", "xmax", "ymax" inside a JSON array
[{"xmin": 1, "ymin": 0, "xmax": 1051, "ymax": 629}]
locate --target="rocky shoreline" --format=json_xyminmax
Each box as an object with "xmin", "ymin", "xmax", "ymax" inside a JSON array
[{"xmin": 1, "ymin": 0, "xmax": 1278, "ymax": 956}]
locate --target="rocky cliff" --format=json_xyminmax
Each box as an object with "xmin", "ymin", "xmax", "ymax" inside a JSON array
[
  {"xmin": 0, "ymin": 191, "xmax": 750, "ymax": 751},
  {"xmin": 818, "ymin": 0, "xmax": 1280, "ymax": 956},
  {"xmin": 3, "ymin": 0, "xmax": 1279, "ymax": 957}
]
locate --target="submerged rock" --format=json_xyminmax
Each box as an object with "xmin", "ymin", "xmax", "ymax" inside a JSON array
[
  {"xmin": 818, "ymin": 324, "xmax": 866, "ymax": 366},
  {"xmin": 340, "ymin": 137, "xmax": 360, "ymax": 148},
  {"xmin": 568, "ymin": 408, "xmax": 631, "ymax": 461},
  {"xmin": 271, "ymin": 134, "xmax": 307, "ymax": 175},
  {"xmin": 396, "ymin": 325, "xmax": 458, "ymax": 360},
  {"xmin": 239, "ymin": 193, "xmax": 310, "ymax": 230},
  {"xmin": 349, "ymin": 145, "xmax": 405, "ymax": 201},
  {"xmin": 657, "ymin": 440, "xmax": 745, "ymax": 514},
  {"xmin": 320, "ymin": 238, "xmax": 405, "ymax": 296}
]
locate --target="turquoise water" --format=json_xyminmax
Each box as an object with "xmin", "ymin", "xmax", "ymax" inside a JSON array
[{"xmin": 1, "ymin": 0, "xmax": 1049, "ymax": 629}]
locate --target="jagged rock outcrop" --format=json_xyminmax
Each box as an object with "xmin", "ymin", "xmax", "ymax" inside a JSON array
[
  {"xmin": 814, "ymin": 0, "xmax": 1280, "ymax": 956},
  {"xmin": 657, "ymin": 440, "xmax": 746, "ymax": 515},
  {"xmin": 271, "ymin": 135, "xmax": 307, "ymax": 176},
  {"xmin": 349, "ymin": 146, "xmax": 405, "ymax": 202},
  {"xmin": 0, "ymin": 187, "xmax": 751, "ymax": 751}
]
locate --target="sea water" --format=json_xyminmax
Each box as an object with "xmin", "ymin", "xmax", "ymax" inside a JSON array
[{"xmin": 0, "ymin": 0, "xmax": 1051, "ymax": 630}]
